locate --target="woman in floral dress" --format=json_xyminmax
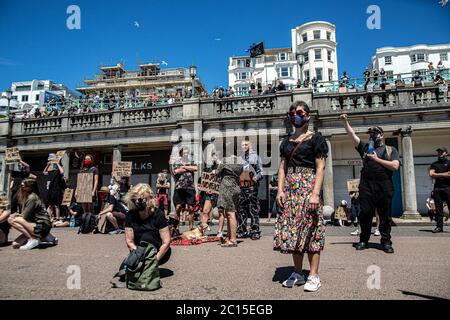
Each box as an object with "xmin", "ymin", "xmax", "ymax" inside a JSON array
[{"xmin": 274, "ymin": 101, "xmax": 328, "ymax": 292}]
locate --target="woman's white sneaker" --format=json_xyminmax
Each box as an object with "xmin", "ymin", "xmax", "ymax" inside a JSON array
[
  {"xmin": 282, "ymin": 272, "xmax": 305, "ymax": 288},
  {"xmin": 304, "ymin": 275, "xmax": 321, "ymax": 292},
  {"xmin": 350, "ymin": 229, "xmax": 360, "ymax": 236},
  {"xmin": 19, "ymin": 239, "xmax": 41, "ymax": 251},
  {"xmin": 374, "ymin": 229, "xmax": 381, "ymax": 236}
]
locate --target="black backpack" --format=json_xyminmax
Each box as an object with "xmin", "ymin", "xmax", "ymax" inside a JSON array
[{"xmin": 78, "ymin": 212, "xmax": 97, "ymax": 234}]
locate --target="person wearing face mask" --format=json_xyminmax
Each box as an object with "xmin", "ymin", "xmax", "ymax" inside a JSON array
[
  {"xmin": 78, "ymin": 154, "xmax": 99, "ymax": 215},
  {"xmin": 429, "ymin": 147, "xmax": 450, "ymax": 233},
  {"xmin": 340, "ymin": 114, "xmax": 400, "ymax": 253},
  {"xmin": 98, "ymin": 184, "xmax": 128, "ymax": 234},
  {"xmin": 274, "ymin": 101, "xmax": 328, "ymax": 292},
  {"xmin": 123, "ymin": 183, "xmax": 171, "ymax": 265}
]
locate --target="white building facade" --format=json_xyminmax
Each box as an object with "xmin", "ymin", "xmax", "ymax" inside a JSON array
[
  {"xmin": 371, "ymin": 44, "xmax": 450, "ymax": 78},
  {"xmin": 291, "ymin": 21, "xmax": 339, "ymax": 83},
  {"xmin": 228, "ymin": 21, "xmax": 339, "ymax": 95},
  {"xmin": 0, "ymin": 80, "xmax": 78, "ymax": 112}
]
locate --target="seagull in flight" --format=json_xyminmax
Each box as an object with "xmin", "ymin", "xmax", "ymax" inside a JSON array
[
  {"xmin": 134, "ymin": 21, "xmax": 140, "ymax": 28},
  {"xmin": 214, "ymin": 38, "xmax": 222, "ymax": 41},
  {"xmin": 161, "ymin": 60, "xmax": 168, "ymax": 66},
  {"xmin": 439, "ymin": 0, "xmax": 448, "ymax": 6}
]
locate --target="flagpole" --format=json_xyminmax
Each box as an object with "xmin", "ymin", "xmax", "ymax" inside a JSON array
[{"xmin": 264, "ymin": 54, "xmax": 268, "ymax": 92}]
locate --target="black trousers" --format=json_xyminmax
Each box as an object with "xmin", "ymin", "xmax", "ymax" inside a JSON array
[
  {"xmin": 237, "ymin": 186, "xmax": 260, "ymax": 236},
  {"xmin": 359, "ymin": 179, "xmax": 393, "ymax": 245},
  {"xmin": 434, "ymin": 187, "xmax": 450, "ymax": 229}
]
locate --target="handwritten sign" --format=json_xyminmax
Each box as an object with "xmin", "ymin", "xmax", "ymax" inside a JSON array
[
  {"xmin": 335, "ymin": 206, "xmax": 348, "ymax": 221},
  {"xmin": 239, "ymin": 165, "xmax": 256, "ymax": 188},
  {"xmin": 5, "ymin": 148, "xmax": 21, "ymax": 163},
  {"xmin": 112, "ymin": 161, "xmax": 132, "ymax": 178},
  {"xmin": 347, "ymin": 179, "xmax": 360, "ymax": 192},
  {"xmin": 197, "ymin": 172, "xmax": 219, "ymax": 194},
  {"xmin": 61, "ymin": 189, "xmax": 74, "ymax": 206},
  {"xmin": 76, "ymin": 173, "xmax": 93, "ymax": 203}
]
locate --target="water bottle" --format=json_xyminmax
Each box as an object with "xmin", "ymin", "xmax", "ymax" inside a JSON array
[
  {"xmin": 368, "ymin": 139, "xmax": 375, "ymax": 154},
  {"xmin": 69, "ymin": 215, "xmax": 75, "ymax": 228}
]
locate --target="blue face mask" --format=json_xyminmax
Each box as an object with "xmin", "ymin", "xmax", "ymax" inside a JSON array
[
  {"xmin": 291, "ymin": 114, "xmax": 309, "ymax": 128},
  {"xmin": 370, "ymin": 134, "xmax": 382, "ymax": 146}
]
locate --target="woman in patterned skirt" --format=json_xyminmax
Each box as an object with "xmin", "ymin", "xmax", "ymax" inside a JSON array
[{"xmin": 274, "ymin": 101, "xmax": 328, "ymax": 292}]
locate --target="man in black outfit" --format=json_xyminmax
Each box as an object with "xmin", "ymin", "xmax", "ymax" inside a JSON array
[
  {"xmin": 429, "ymin": 147, "xmax": 450, "ymax": 233},
  {"xmin": 341, "ymin": 114, "xmax": 400, "ymax": 253}
]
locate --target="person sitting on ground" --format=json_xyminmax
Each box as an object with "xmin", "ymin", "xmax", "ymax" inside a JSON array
[
  {"xmin": 123, "ymin": 183, "xmax": 171, "ymax": 265},
  {"xmin": 68, "ymin": 201, "xmax": 84, "ymax": 228},
  {"xmin": 98, "ymin": 184, "xmax": 128, "ymax": 234},
  {"xmin": 8, "ymin": 178, "xmax": 57, "ymax": 250}
]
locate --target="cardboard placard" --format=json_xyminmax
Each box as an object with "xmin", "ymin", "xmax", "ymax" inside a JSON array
[
  {"xmin": 112, "ymin": 161, "xmax": 132, "ymax": 178},
  {"xmin": 347, "ymin": 179, "xmax": 360, "ymax": 192},
  {"xmin": 76, "ymin": 173, "xmax": 93, "ymax": 203},
  {"xmin": 239, "ymin": 167, "xmax": 256, "ymax": 188},
  {"xmin": 5, "ymin": 147, "xmax": 21, "ymax": 163},
  {"xmin": 197, "ymin": 171, "xmax": 219, "ymax": 194},
  {"xmin": 61, "ymin": 188, "xmax": 74, "ymax": 206},
  {"xmin": 335, "ymin": 206, "xmax": 348, "ymax": 221}
]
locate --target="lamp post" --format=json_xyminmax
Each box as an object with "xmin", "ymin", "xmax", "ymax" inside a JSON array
[
  {"xmin": 297, "ymin": 54, "xmax": 305, "ymax": 86},
  {"xmin": 2, "ymin": 89, "xmax": 13, "ymax": 197},
  {"xmin": 189, "ymin": 65, "xmax": 197, "ymax": 98}
]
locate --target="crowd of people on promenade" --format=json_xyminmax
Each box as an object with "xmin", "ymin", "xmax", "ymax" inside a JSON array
[
  {"xmin": 8, "ymin": 62, "xmax": 448, "ymax": 121},
  {"xmin": 1, "ymin": 99, "xmax": 449, "ymax": 292}
]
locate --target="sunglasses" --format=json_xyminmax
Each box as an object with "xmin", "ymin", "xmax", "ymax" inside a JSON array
[{"xmin": 288, "ymin": 110, "xmax": 307, "ymax": 117}]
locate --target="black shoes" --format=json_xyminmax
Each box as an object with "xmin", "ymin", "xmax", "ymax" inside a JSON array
[
  {"xmin": 432, "ymin": 227, "xmax": 443, "ymax": 233},
  {"xmin": 250, "ymin": 233, "xmax": 261, "ymax": 240},
  {"xmin": 382, "ymin": 244, "xmax": 394, "ymax": 254},
  {"xmin": 355, "ymin": 242, "xmax": 369, "ymax": 250}
]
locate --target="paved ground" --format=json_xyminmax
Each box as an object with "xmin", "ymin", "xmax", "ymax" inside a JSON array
[{"xmin": 0, "ymin": 225, "xmax": 449, "ymax": 300}]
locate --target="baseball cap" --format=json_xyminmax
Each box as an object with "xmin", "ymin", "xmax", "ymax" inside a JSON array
[
  {"xmin": 436, "ymin": 147, "xmax": 448, "ymax": 153},
  {"xmin": 367, "ymin": 126, "xmax": 384, "ymax": 134}
]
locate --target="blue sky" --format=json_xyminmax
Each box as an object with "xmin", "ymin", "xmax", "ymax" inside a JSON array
[{"xmin": 0, "ymin": 0, "xmax": 449, "ymax": 93}]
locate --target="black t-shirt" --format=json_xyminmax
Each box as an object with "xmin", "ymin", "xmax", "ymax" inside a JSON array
[
  {"xmin": 70, "ymin": 203, "xmax": 84, "ymax": 226},
  {"xmin": 280, "ymin": 132, "xmax": 329, "ymax": 170},
  {"xmin": 125, "ymin": 208, "xmax": 168, "ymax": 249},
  {"xmin": 357, "ymin": 141, "xmax": 400, "ymax": 181},
  {"xmin": 106, "ymin": 194, "xmax": 127, "ymax": 213},
  {"xmin": 430, "ymin": 159, "xmax": 450, "ymax": 189}
]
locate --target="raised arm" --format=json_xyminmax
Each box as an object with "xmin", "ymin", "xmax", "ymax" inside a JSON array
[{"xmin": 340, "ymin": 114, "xmax": 361, "ymax": 148}]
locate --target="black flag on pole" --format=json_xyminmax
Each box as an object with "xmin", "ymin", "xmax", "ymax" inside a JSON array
[{"xmin": 247, "ymin": 42, "xmax": 265, "ymax": 58}]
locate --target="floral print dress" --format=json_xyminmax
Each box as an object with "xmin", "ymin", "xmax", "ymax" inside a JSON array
[{"xmin": 273, "ymin": 132, "xmax": 328, "ymax": 254}]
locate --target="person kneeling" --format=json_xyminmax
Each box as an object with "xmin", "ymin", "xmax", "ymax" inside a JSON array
[
  {"xmin": 8, "ymin": 179, "xmax": 57, "ymax": 250},
  {"xmin": 98, "ymin": 184, "xmax": 127, "ymax": 234},
  {"xmin": 121, "ymin": 183, "xmax": 171, "ymax": 290}
]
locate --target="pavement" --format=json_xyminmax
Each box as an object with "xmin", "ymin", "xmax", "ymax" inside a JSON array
[{"xmin": 0, "ymin": 225, "xmax": 449, "ymax": 300}]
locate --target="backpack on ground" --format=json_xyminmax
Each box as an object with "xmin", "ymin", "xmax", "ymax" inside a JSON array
[
  {"xmin": 78, "ymin": 212, "xmax": 97, "ymax": 234},
  {"xmin": 126, "ymin": 243, "xmax": 161, "ymax": 291}
]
